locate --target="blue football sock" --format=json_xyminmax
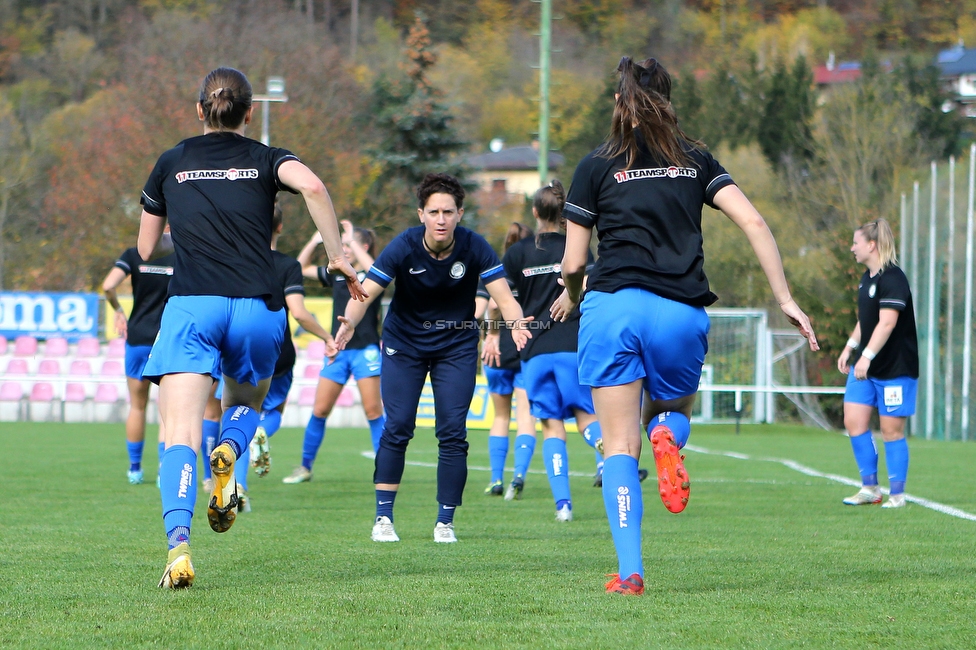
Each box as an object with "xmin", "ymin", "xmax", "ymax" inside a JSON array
[
  {"xmin": 595, "ymin": 450, "xmax": 604, "ymax": 476},
  {"xmin": 219, "ymin": 405, "xmax": 260, "ymax": 460},
  {"xmin": 488, "ymin": 435, "xmax": 509, "ymax": 483},
  {"xmin": 581, "ymin": 421, "xmax": 602, "ymax": 449},
  {"xmin": 157, "ymin": 441, "xmax": 165, "ymax": 466},
  {"xmin": 437, "ymin": 503, "xmax": 456, "ymax": 525},
  {"xmin": 127, "ymin": 440, "xmax": 144, "ymax": 472},
  {"xmin": 650, "ymin": 411, "xmax": 691, "ymax": 449},
  {"xmin": 376, "ymin": 489, "xmax": 397, "ymax": 521},
  {"xmin": 602, "ymin": 454, "xmax": 644, "ymax": 579},
  {"xmin": 201, "ymin": 419, "xmax": 219, "ymax": 481},
  {"xmin": 159, "ymin": 444, "xmax": 196, "ymax": 550},
  {"xmin": 543, "ymin": 438, "xmax": 571, "ymax": 507},
  {"xmin": 235, "ymin": 445, "xmax": 249, "ymax": 492},
  {"xmin": 849, "ymin": 431, "xmax": 879, "ymax": 486},
  {"xmin": 884, "ymin": 438, "xmax": 909, "ymax": 495},
  {"xmin": 302, "ymin": 415, "xmax": 327, "ymax": 470},
  {"xmin": 259, "ymin": 409, "xmax": 282, "ymax": 437},
  {"xmin": 368, "ymin": 415, "xmax": 386, "ymax": 453},
  {"xmin": 512, "ymin": 434, "xmax": 536, "ymax": 479}
]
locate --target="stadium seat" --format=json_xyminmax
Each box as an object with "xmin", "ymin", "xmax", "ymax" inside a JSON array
[
  {"xmin": 63, "ymin": 383, "xmax": 91, "ymax": 423},
  {"xmin": 13, "ymin": 335, "xmax": 38, "ymax": 357},
  {"xmin": 100, "ymin": 360, "xmax": 125, "ymax": 376},
  {"xmin": 69, "ymin": 360, "xmax": 93, "ymax": 376},
  {"xmin": 44, "ymin": 337, "xmax": 69, "ymax": 357},
  {"xmin": 37, "ymin": 359, "xmax": 61, "ymax": 376},
  {"xmin": 0, "ymin": 381, "xmax": 23, "ymax": 421},
  {"xmin": 75, "ymin": 337, "xmax": 102, "ymax": 358},
  {"xmin": 106, "ymin": 338, "xmax": 126, "ymax": 359},
  {"xmin": 305, "ymin": 339, "xmax": 325, "ymax": 360},
  {"xmin": 93, "ymin": 383, "xmax": 121, "ymax": 423},
  {"xmin": 303, "ymin": 363, "xmax": 323, "ymax": 379},
  {"xmin": 4, "ymin": 358, "xmax": 29, "ymax": 375},
  {"xmin": 298, "ymin": 386, "xmax": 316, "ymax": 406},
  {"xmin": 28, "ymin": 382, "xmax": 57, "ymax": 422},
  {"xmin": 0, "ymin": 335, "xmax": 7, "ymax": 355},
  {"xmin": 336, "ymin": 387, "xmax": 356, "ymax": 407}
]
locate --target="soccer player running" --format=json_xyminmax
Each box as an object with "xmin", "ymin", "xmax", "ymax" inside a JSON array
[
  {"xmin": 282, "ymin": 219, "xmax": 385, "ymax": 484},
  {"xmin": 232, "ymin": 203, "xmax": 337, "ymax": 508},
  {"xmin": 502, "ymin": 182, "xmax": 604, "ymax": 520},
  {"xmin": 102, "ymin": 241, "xmax": 175, "ymax": 485},
  {"xmin": 334, "ymin": 173, "xmax": 531, "ymax": 544},
  {"xmin": 480, "ymin": 223, "xmax": 538, "ymax": 499},
  {"xmin": 836, "ymin": 219, "xmax": 917, "ymax": 509},
  {"xmin": 139, "ymin": 67, "xmax": 362, "ymax": 589},
  {"xmin": 552, "ymin": 57, "xmax": 818, "ymax": 595}
]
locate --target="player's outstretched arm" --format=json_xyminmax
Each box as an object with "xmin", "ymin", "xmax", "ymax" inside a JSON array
[
  {"xmin": 713, "ymin": 185, "xmax": 819, "ymax": 352},
  {"xmin": 102, "ymin": 266, "xmax": 130, "ymax": 340},
  {"xmin": 285, "ymin": 294, "xmax": 335, "ymax": 352},
  {"xmin": 137, "ymin": 211, "xmax": 173, "ymax": 261},
  {"xmin": 334, "ymin": 277, "xmax": 384, "ymax": 350},
  {"xmin": 296, "ymin": 231, "xmax": 324, "ymax": 280},
  {"xmin": 484, "ymin": 278, "xmax": 533, "ymax": 350}
]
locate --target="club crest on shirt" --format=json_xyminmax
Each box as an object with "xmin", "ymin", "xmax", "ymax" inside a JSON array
[
  {"xmin": 613, "ymin": 166, "xmax": 697, "ymax": 183},
  {"xmin": 450, "ymin": 262, "xmax": 466, "ymax": 279},
  {"xmin": 869, "ymin": 284, "xmax": 876, "ymax": 298}
]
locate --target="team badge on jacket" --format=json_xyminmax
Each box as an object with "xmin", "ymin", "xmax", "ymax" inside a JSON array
[{"xmin": 450, "ymin": 262, "xmax": 465, "ymax": 279}]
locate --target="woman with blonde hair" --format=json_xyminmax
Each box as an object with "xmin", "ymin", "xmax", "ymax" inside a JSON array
[{"xmin": 837, "ymin": 218, "xmax": 917, "ymax": 509}]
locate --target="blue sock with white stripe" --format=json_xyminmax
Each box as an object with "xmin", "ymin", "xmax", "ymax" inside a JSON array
[
  {"xmin": 849, "ymin": 431, "xmax": 879, "ymax": 486},
  {"xmin": 512, "ymin": 434, "xmax": 536, "ymax": 480},
  {"xmin": 127, "ymin": 440, "xmax": 144, "ymax": 472},
  {"xmin": 219, "ymin": 406, "xmax": 260, "ymax": 460},
  {"xmin": 159, "ymin": 444, "xmax": 196, "ymax": 549},
  {"xmin": 201, "ymin": 419, "xmax": 219, "ymax": 481},
  {"xmin": 650, "ymin": 411, "xmax": 691, "ymax": 449},
  {"xmin": 437, "ymin": 503, "xmax": 456, "ymax": 525},
  {"xmin": 488, "ymin": 435, "xmax": 509, "ymax": 483},
  {"xmin": 302, "ymin": 416, "xmax": 326, "ymax": 470},
  {"xmin": 602, "ymin": 454, "xmax": 643, "ymax": 579},
  {"xmin": 376, "ymin": 489, "xmax": 397, "ymax": 522},
  {"xmin": 884, "ymin": 438, "xmax": 909, "ymax": 495},
  {"xmin": 581, "ymin": 421, "xmax": 602, "ymax": 449},
  {"xmin": 543, "ymin": 437, "xmax": 571, "ymax": 508},
  {"xmin": 259, "ymin": 409, "xmax": 282, "ymax": 437},
  {"xmin": 368, "ymin": 415, "xmax": 386, "ymax": 453}
]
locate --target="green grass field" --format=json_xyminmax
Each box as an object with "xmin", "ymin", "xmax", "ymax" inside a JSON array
[{"xmin": 3, "ymin": 422, "xmax": 976, "ymax": 649}]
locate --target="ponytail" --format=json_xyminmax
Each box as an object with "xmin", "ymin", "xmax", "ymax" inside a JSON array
[{"xmin": 199, "ymin": 67, "xmax": 252, "ymax": 131}]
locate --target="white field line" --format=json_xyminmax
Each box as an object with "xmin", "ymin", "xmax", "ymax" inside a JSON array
[
  {"xmin": 684, "ymin": 444, "xmax": 976, "ymax": 523},
  {"xmin": 363, "ymin": 448, "xmax": 976, "ymax": 521}
]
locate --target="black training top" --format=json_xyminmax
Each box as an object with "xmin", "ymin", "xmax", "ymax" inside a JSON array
[
  {"xmin": 367, "ymin": 226, "xmax": 506, "ymax": 355},
  {"xmin": 271, "ymin": 250, "xmax": 305, "ymax": 377},
  {"xmin": 114, "ymin": 248, "xmax": 176, "ymax": 347},
  {"xmin": 503, "ymin": 232, "xmax": 594, "ymax": 361},
  {"xmin": 140, "ymin": 132, "xmax": 300, "ymax": 312},
  {"xmin": 564, "ymin": 143, "xmax": 735, "ymax": 306},
  {"xmin": 318, "ymin": 267, "xmax": 382, "ymax": 350},
  {"xmin": 852, "ymin": 265, "xmax": 918, "ymax": 380},
  {"xmin": 477, "ymin": 279, "xmax": 519, "ymax": 372}
]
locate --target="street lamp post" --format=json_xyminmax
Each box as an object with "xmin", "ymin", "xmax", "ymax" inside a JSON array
[{"xmin": 252, "ymin": 76, "xmax": 288, "ymax": 146}]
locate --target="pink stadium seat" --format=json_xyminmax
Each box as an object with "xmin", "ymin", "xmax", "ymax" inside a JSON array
[
  {"xmin": 44, "ymin": 337, "xmax": 69, "ymax": 357},
  {"xmin": 29, "ymin": 382, "xmax": 55, "ymax": 402},
  {"xmin": 69, "ymin": 360, "xmax": 92, "ymax": 376},
  {"xmin": 0, "ymin": 335, "xmax": 7, "ymax": 355},
  {"xmin": 75, "ymin": 337, "xmax": 102, "ymax": 358},
  {"xmin": 64, "ymin": 383, "xmax": 87, "ymax": 403},
  {"xmin": 107, "ymin": 338, "xmax": 126, "ymax": 359},
  {"xmin": 13, "ymin": 336, "xmax": 38, "ymax": 357},
  {"xmin": 305, "ymin": 339, "xmax": 326, "ymax": 360},
  {"xmin": 100, "ymin": 360, "xmax": 125, "ymax": 376},
  {"xmin": 303, "ymin": 363, "xmax": 323, "ymax": 379},
  {"xmin": 37, "ymin": 359, "xmax": 61, "ymax": 376},
  {"xmin": 336, "ymin": 387, "xmax": 355, "ymax": 407},
  {"xmin": 0, "ymin": 381, "xmax": 23, "ymax": 400},
  {"xmin": 298, "ymin": 386, "xmax": 316, "ymax": 406},
  {"xmin": 5, "ymin": 358, "xmax": 29, "ymax": 375},
  {"xmin": 94, "ymin": 383, "xmax": 119, "ymax": 403}
]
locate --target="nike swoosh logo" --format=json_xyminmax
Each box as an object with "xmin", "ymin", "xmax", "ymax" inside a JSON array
[
  {"xmin": 886, "ymin": 407, "xmax": 898, "ymax": 413},
  {"xmin": 378, "ymin": 501, "xmax": 392, "ymax": 505},
  {"xmin": 409, "ymin": 268, "xmax": 426, "ymax": 274}
]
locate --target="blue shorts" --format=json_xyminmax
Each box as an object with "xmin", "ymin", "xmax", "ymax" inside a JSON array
[
  {"xmin": 844, "ymin": 372, "xmax": 917, "ymax": 418},
  {"xmin": 125, "ymin": 344, "xmax": 153, "ymax": 380},
  {"xmin": 578, "ymin": 288, "xmax": 709, "ymax": 400},
  {"xmin": 522, "ymin": 352, "xmax": 594, "ymax": 420},
  {"xmin": 320, "ymin": 345, "xmax": 382, "ymax": 385},
  {"xmin": 484, "ymin": 366, "xmax": 525, "ymax": 395},
  {"xmin": 143, "ymin": 296, "xmax": 285, "ymax": 385}
]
